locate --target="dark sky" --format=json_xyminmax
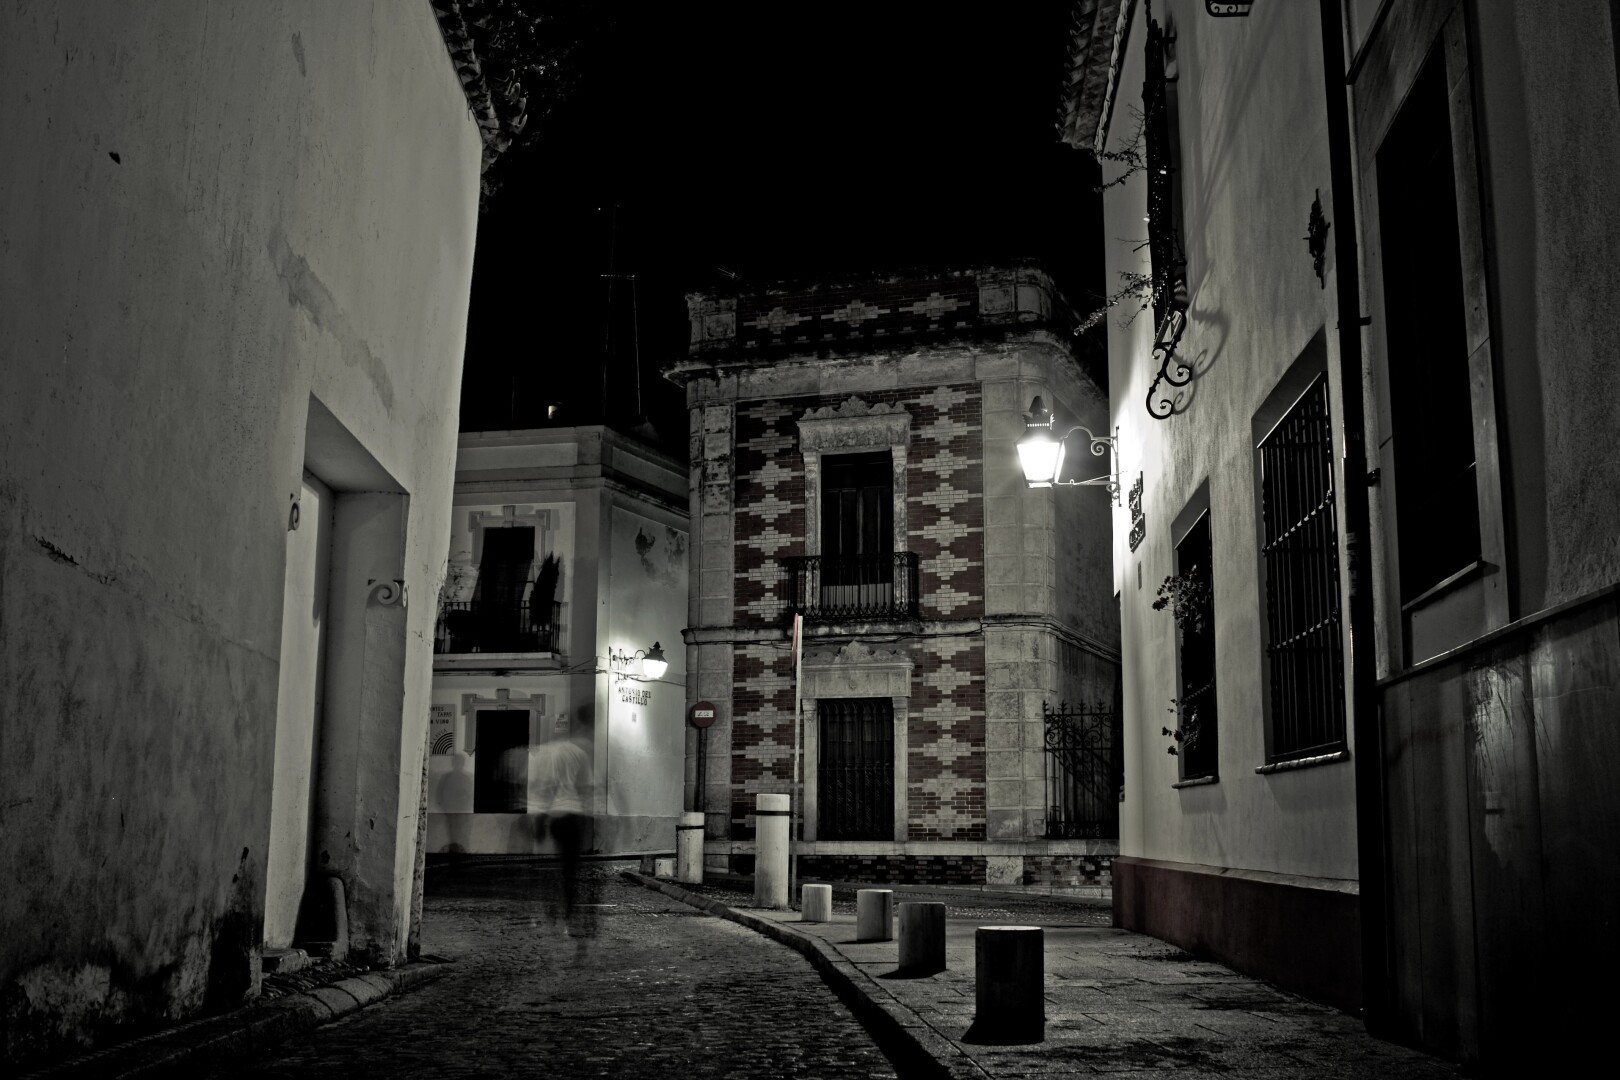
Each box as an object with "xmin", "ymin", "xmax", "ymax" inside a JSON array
[{"xmin": 460, "ymin": 3, "xmax": 1102, "ymax": 453}]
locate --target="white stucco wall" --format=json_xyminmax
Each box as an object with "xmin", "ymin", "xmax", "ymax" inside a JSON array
[
  {"xmin": 601, "ymin": 506, "xmax": 689, "ymax": 851},
  {"xmin": 1105, "ymin": 0, "xmax": 1358, "ymax": 882},
  {"xmin": 426, "ymin": 430, "xmax": 690, "ymax": 856},
  {"xmin": 0, "ymin": 0, "xmax": 480, "ymax": 1055}
]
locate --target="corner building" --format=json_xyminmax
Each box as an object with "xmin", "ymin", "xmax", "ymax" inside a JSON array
[{"xmin": 669, "ymin": 266, "xmax": 1120, "ymax": 887}]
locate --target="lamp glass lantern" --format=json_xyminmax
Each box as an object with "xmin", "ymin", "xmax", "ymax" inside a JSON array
[{"xmin": 1016, "ymin": 396, "xmax": 1120, "ymax": 502}]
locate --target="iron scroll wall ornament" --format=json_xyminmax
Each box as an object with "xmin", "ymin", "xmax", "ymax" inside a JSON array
[
  {"xmin": 1145, "ymin": 307, "xmax": 1190, "ymax": 420},
  {"xmin": 1205, "ymin": 0, "xmax": 1254, "ymax": 15},
  {"xmin": 1306, "ymin": 189, "xmax": 1331, "ymax": 288}
]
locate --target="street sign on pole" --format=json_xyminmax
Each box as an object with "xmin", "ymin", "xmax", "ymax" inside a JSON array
[{"xmin": 790, "ymin": 612, "xmax": 804, "ymax": 903}]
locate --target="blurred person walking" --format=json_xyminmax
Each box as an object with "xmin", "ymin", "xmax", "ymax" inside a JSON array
[{"xmin": 531, "ymin": 715, "xmax": 595, "ymax": 937}]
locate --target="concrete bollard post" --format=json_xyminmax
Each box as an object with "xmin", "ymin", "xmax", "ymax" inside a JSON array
[
  {"xmin": 801, "ymin": 883, "xmax": 833, "ymax": 922},
  {"xmin": 855, "ymin": 889, "xmax": 895, "ymax": 942},
  {"xmin": 753, "ymin": 793, "xmax": 791, "ymax": 909},
  {"xmin": 676, "ymin": 811, "xmax": 705, "ymax": 884},
  {"xmin": 898, "ymin": 902, "xmax": 947, "ymax": 975},
  {"xmin": 974, "ymin": 926, "xmax": 1045, "ymax": 1042}
]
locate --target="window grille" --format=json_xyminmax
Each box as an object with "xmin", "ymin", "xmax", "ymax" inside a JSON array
[
  {"xmin": 1259, "ymin": 374, "xmax": 1346, "ymax": 758},
  {"xmin": 1173, "ymin": 512, "xmax": 1218, "ymax": 780},
  {"xmin": 1043, "ymin": 702, "xmax": 1122, "ymax": 838},
  {"xmin": 817, "ymin": 698, "xmax": 894, "ymax": 841}
]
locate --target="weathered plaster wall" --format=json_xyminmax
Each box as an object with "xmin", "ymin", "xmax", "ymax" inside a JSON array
[
  {"xmin": 0, "ymin": 1, "xmax": 479, "ymax": 1059},
  {"xmin": 1469, "ymin": 0, "xmax": 1620, "ymax": 612},
  {"xmin": 1104, "ymin": 0, "xmax": 1358, "ymax": 882}
]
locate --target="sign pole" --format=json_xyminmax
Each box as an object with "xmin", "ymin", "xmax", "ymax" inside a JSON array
[{"xmin": 790, "ymin": 612, "xmax": 804, "ymax": 905}]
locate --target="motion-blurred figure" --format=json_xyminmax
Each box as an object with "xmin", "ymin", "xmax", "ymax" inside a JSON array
[{"xmin": 531, "ymin": 715, "xmax": 595, "ymax": 938}]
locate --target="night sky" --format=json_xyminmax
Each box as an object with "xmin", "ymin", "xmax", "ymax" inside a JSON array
[{"xmin": 460, "ymin": 3, "xmax": 1103, "ymax": 454}]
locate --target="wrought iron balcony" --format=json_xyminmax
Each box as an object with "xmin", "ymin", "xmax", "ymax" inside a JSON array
[
  {"xmin": 434, "ymin": 600, "xmax": 560, "ymax": 655},
  {"xmin": 782, "ymin": 552, "xmax": 919, "ymax": 621}
]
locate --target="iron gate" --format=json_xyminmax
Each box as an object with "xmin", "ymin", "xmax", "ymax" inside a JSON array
[
  {"xmin": 817, "ymin": 697, "xmax": 894, "ymax": 840},
  {"xmin": 1043, "ymin": 701, "xmax": 1122, "ymax": 839}
]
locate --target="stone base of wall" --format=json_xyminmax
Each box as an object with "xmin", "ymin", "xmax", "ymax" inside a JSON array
[
  {"xmin": 1113, "ymin": 856, "xmax": 1361, "ymax": 1011},
  {"xmin": 800, "ymin": 854, "xmax": 987, "ymax": 885},
  {"xmin": 1021, "ymin": 853, "xmax": 1113, "ymax": 889}
]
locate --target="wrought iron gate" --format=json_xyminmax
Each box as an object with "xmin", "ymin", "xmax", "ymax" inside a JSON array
[
  {"xmin": 1043, "ymin": 701, "xmax": 1122, "ymax": 839},
  {"xmin": 817, "ymin": 698, "xmax": 894, "ymax": 840}
]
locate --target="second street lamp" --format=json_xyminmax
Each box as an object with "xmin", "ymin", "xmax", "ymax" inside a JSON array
[{"xmin": 1016, "ymin": 395, "xmax": 1120, "ymax": 502}]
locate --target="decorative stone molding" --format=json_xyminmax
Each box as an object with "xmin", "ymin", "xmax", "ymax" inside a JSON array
[
  {"xmin": 797, "ymin": 398, "xmax": 910, "ymax": 556},
  {"xmin": 800, "ymin": 639, "xmax": 912, "ymax": 700},
  {"xmin": 799, "ymin": 639, "xmax": 911, "ymax": 843}
]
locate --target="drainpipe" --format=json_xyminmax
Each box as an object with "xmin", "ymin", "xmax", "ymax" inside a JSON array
[{"xmin": 1318, "ymin": 0, "xmax": 1389, "ymax": 1034}]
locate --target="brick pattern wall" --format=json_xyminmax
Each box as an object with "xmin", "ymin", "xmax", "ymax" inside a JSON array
[
  {"xmin": 733, "ymin": 401, "xmax": 805, "ymax": 629},
  {"xmin": 1023, "ymin": 854, "xmax": 1114, "ymax": 889},
  {"xmin": 736, "ymin": 276, "xmax": 979, "ymax": 352},
  {"xmin": 729, "ymin": 642, "xmax": 796, "ymax": 839},
  {"xmin": 909, "ymin": 384, "xmax": 984, "ymax": 621},
  {"xmin": 800, "ymin": 854, "xmax": 987, "ymax": 886},
  {"xmin": 910, "ymin": 637, "xmax": 986, "ymax": 840},
  {"xmin": 729, "ymin": 384, "xmax": 987, "ymax": 843}
]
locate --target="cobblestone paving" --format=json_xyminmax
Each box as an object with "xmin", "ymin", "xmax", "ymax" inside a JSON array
[{"xmin": 210, "ymin": 861, "xmax": 902, "ymax": 1079}]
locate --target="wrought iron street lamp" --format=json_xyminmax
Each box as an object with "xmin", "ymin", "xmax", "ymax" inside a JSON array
[
  {"xmin": 1016, "ymin": 396, "xmax": 1120, "ymax": 503},
  {"xmin": 610, "ymin": 641, "xmax": 668, "ymax": 681}
]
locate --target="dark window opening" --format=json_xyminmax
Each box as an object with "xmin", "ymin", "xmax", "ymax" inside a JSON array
[
  {"xmin": 1145, "ymin": 14, "xmax": 1188, "ymax": 327},
  {"xmin": 1260, "ymin": 375, "xmax": 1347, "ymax": 759},
  {"xmin": 822, "ymin": 451, "xmax": 893, "ymax": 560},
  {"xmin": 819, "ymin": 451, "xmax": 896, "ymax": 607},
  {"xmin": 1173, "ymin": 511, "xmax": 1218, "ymax": 780},
  {"xmin": 473, "ymin": 710, "xmax": 528, "ymax": 813},
  {"xmin": 817, "ymin": 697, "xmax": 894, "ymax": 841},
  {"xmin": 1378, "ymin": 55, "xmax": 1481, "ymax": 603}
]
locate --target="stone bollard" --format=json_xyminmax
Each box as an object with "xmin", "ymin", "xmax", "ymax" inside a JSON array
[
  {"xmin": 974, "ymin": 926, "xmax": 1045, "ymax": 1042},
  {"xmin": 855, "ymin": 889, "xmax": 895, "ymax": 942},
  {"xmin": 676, "ymin": 811, "xmax": 705, "ymax": 884},
  {"xmin": 654, "ymin": 856, "xmax": 675, "ymax": 877},
  {"xmin": 898, "ymin": 902, "xmax": 947, "ymax": 975},
  {"xmin": 801, "ymin": 883, "xmax": 833, "ymax": 923},
  {"xmin": 753, "ymin": 793, "xmax": 791, "ymax": 909}
]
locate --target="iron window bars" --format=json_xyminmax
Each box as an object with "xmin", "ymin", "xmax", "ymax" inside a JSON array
[{"xmin": 1259, "ymin": 374, "xmax": 1347, "ymax": 759}]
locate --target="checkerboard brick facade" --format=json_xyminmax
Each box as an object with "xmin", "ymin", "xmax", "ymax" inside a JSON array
[
  {"xmin": 727, "ymin": 384, "xmax": 988, "ymax": 842},
  {"xmin": 678, "ymin": 265, "xmax": 1119, "ymax": 891}
]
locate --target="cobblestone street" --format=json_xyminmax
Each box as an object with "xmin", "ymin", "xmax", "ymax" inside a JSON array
[{"xmin": 208, "ymin": 861, "xmax": 902, "ymax": 1079}]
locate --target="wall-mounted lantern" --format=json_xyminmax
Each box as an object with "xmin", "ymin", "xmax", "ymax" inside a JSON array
[
  {"xmin": 1016, "ymin": 396, "xmax": 1121, "ymax": 504},
  {"xmin": 610, "ymin": 641, "xmax": 668, "ymax": 681}
]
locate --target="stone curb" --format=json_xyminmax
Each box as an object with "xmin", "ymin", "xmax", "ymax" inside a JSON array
[
  {"xmin": 624, "ymin": 871, "xmax": 990, "ymax": 1080},
  {"xmin": 20, "ymin": 960, "xmax": 451, "ymax": 1080}
]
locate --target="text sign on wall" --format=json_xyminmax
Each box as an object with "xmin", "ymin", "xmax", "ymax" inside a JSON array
[
  {"xmin": 429, "ymin": 704, "xmax": 455, "ymax": 755},
  {"xmin": 619, "ymin": 684, "xmax": 652, "ymax": 706},
  {"xmin": 688, "ymin": 700, "xmax": 718, "ymax": 729}
]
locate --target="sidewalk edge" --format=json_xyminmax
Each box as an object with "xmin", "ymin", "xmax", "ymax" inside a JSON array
[
  {"xmin": 624, "ymin": 871, "xmax": 989, "ymax": 1080},
  {"xmin": 22, "ymin": 960, "xmax": 452, "ymax": 1080}
]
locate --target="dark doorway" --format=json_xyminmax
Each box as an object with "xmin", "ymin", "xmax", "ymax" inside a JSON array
[
  {"xmin": 473, "ymin": 710, "xmax": 529, "ymax": 813},
  {"xmin": 817, "ymin": 698, "xmax": 895, "ymax": 841}
]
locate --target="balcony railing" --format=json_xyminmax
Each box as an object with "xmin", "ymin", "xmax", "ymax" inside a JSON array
[
  {"xmin": 782, "ymin": 552, "xmax": 919, "ymax": 621},
  {"xmin": 434, "ymin": 600, "xmax": 560, "ymax": 655}
]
